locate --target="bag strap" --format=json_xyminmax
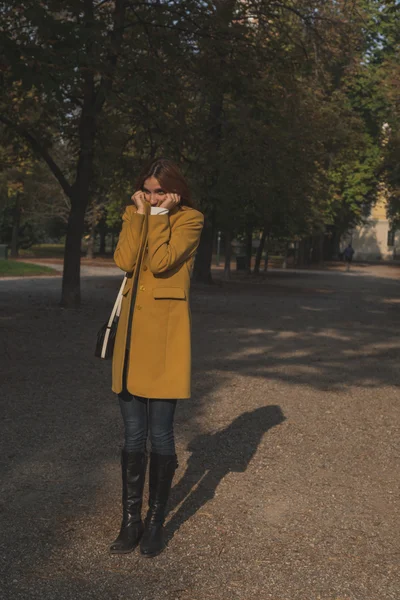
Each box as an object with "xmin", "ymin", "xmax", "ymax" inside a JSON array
[
  {"xmin": 108, "ymin": 274, "xmax": 128, "ymax": 327},
  {"xmin": 100, "ymin": 274, "xmax": 128, "ymax": 359},
  {"xmin": 100, "ymin": 274, "xmax": 128, "ymax": 358}
]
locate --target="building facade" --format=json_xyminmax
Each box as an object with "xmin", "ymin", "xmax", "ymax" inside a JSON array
[{"xmin": 342, "ymin": 195, "xmax": 400, "ymax": 261}]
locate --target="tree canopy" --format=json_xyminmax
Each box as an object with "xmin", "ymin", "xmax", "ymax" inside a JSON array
[{"xmin": 1, "ymin": 0, "xmax": 399, "ymax": 303}]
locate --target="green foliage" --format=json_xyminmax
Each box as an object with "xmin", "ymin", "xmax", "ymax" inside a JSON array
[
  {"xmin": 353, "ymin": 1, "xmax": 400, "ymax": 227},
  {"xmin": 1, "ymin": 0, "xmax": 400, "ymax": 274}
]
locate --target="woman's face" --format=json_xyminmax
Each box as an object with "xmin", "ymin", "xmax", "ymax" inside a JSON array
[{"xmin": 142, "ymin": 177, "xmax": 167, "ymax": 207}]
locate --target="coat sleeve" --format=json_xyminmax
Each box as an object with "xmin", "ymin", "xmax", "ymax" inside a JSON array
[
  {"xmin": 147, "ymin": 210, "xmax": 204, "ymax": 275},
  {"xmin": 113, "ymin": 208, "xmax": 145, "ymax": 273}
]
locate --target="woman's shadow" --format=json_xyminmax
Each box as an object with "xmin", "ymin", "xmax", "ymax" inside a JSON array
[{"xmin": 165, "ymin": 405, "xmax": 285, "ymax": 541}]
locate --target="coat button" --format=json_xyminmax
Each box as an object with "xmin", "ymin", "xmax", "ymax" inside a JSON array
[
  {"xmin": 136, "ymin": 305, "xmax": 142, "ymax": 310},
  {"xmin": 140, "ymin": 285, "xmax": 145, "ymax": 291},
  {"xmin": 143, "ymin": 265, "xmax": 148, "ymax": 271}
]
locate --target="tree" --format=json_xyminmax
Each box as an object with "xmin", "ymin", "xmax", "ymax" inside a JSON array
[
  {"xmin": 1, "ymin": 0, "xmax": 126, "ymax": 306},
  {"xmin": 1, "ymin": 0, "xmax": 394, "ymax": 299},
  {"xmin": 189, "ymin": 0, "xmax": 372, "ymax": 280}
]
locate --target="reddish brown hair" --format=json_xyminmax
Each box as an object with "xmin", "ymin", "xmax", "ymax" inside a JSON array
[{"xmin": 135, "ymin": 158, "xmax": 194, "ymax": 208}]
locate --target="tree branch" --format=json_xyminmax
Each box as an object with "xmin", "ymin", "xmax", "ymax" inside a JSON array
[
  {"xmin": 94, "ymin": 0, "xmax": 127, "ymax": 115},
  {"xmin": 0, "ymin": 115, "xmax": 73, "ymax": 199}
]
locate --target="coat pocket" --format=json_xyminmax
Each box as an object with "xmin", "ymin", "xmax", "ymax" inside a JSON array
[{"xmin": 153, "ymin": 287, "xmax": 186, "ymax": 300}]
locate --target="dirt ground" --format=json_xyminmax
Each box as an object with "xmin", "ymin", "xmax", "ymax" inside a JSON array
[{"xmin": 0, "ymin": 265, "xmax": 399, "ymax": 600}]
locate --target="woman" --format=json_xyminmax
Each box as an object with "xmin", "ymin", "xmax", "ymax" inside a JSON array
[{"xmin": 109, "ymin": 158, "xmax": 204, "ymax": 558}]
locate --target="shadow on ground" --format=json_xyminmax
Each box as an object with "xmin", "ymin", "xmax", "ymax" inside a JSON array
[
  {"xmin": 166, "ymin": 405, "xmax": 285, "ymax": 542},
  {"xmin": 190, "ymin": 270, "xmax": 400, "ymax": 392},
  {"xmin": 0, "ymin": 269, "xmax": 399, "ymax": 599}
]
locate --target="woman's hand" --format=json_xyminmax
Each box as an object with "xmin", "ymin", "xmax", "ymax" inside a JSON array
[
  {"xmin": 131, "ymin": 190, "xmax": 146, "ymax": 214},
  {"xmin": 159, "ymin": 192, "xmax": 181, "ymax": 211}
]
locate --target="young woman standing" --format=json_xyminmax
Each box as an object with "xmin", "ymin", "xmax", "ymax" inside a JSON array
[{"xmin": 109, "ymin": 158, "xmax": 204, "ymax": 558}]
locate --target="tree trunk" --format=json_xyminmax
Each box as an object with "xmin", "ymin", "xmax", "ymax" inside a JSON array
[
  {"xmin": 332, "ymin": 230, "xmax": 341, "ymax": 260},
  {"xmin": 61, "ymin": 1, "xmax": 96, "ymax": 307},
  {"xmin": 1, "ymin": 0, "xmax": 126, "ymax": 307},
  {"xmin": 196, "ymin": 89, "xmax": 223, "ymax": 284},
  {"xmin": 61, "ymin": 0, "xmax": 126, "ymax": 306},
  {"xmin": 319, "ymin": 233, "xmax": 324, "ymax": 266},
  {"xmin": 62, "ymin": 180, "xmax": 93, "ymax": 307},
  {"xmin": 197, "ymin": 0, "xmax": 231, "ymax": 285},
  {"xmin": 254, "ymin": 227, "xmax": 268, "ymax": 275},
  {"xmin": 282, "ymin": 243, "xmax": 289, "ymax": 269},
  {"xmin": 86, "ymin": 211, "xmax": 96, "ymax": 259},
  {"xmin": 297, "ymin": 239, "xmax": 305, "ymax": 267},
  {"xmin": 245, "ymin": 225, "xmax": 253, "ymax": 274},
  {"xmin": 62, "ymin": 199, "xmax": 86, "ymax": 307},
  {"xmin": 86, "ymin": 232, "xmax": 95, "ymax": 259},
  {"xmin": 263, "ymin": 233, "xmax": 270, "ymax": 271},
  {"xmin": 99, "ymin": 226, "xmax": 106, "ymax": 254},
  {"xmin": 193, "ymin": 216, "xmax": 215, "ymax": 284},
  {"xmin": 10, "ymin": 194, "xmax": 21, "ymax": 258},
  {"xmin": 224, "ymin": 229, "xmax": 232, "ymax": 279}
]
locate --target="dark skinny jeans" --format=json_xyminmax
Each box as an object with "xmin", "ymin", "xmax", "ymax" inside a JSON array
[{"xmin": 118, "ymin": 392, "xmax": 177, "ymax": 455}]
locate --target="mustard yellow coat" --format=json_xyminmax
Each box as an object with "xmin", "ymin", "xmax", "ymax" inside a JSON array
[{"xmin": 111, "ymin": 203, "xmax": 204, "ymax": 399}]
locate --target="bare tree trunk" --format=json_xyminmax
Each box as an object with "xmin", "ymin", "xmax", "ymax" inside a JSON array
[
  {"xmin": 224, "ymin": 230, "xmax": 232, "ymax": 279},
  {"xmin": 194, "ymin": 90, "xmax": 223, "ymax": 284},
  {"xmin": 264, "ymin": 233, "xmax": 270, "ymax": 271},
  {"xmin": 245, "ymin": 225, "xmax": 253, "ymax": 274},
  {"xmin": 10, "ymin": 193, "xmax": 21, "ymax": 258},
  {"xmin": 62, "ymin": 129, "xmax": 95, "ymax": 306},
  {"xmin": 62, "ymin": 200, "xmax": 86, "ymax": 307},
  {"xmin": 254, "ymin": 227, "xmax": 268, "ymax": 275}
]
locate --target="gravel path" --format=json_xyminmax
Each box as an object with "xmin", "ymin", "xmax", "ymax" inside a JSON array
[{"xmin": 0, "ymin": 267, "xmax": 399, "ymax": 600}]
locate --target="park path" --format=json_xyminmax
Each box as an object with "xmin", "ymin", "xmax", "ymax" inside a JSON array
[
  {"xmin": 3, "ymin": 258, "xmax": 400, "ymax": 279},
  {"xmin": 0, "ymin": 259, "xmax": 121, "ymax": 279},
  {"xmin": 0, "ymin": 266, "xmax": 399, "ymax": 600}
]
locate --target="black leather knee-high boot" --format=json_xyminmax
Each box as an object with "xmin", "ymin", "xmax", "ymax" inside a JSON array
[
  {"xmin": 140, "ymin": 453, "xmax": 178, "ymax": 558},
  {"xmin": 110, "ymin": 450, "xmax": 147, "ymax": 554}
]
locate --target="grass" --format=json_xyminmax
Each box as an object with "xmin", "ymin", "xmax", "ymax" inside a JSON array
[
  {"xmin": 19, "ymin": 244, "xmax": 66, "ymax": 258},
  {"xmin": 20, "ymin": 244, "xmax": 114, "ymax": 259},
  {"xmin": 0, "ymin": 260, "xmax": 59, "ymax": 277}
]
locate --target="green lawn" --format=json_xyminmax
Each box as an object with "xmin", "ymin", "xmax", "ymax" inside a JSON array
[
  {"xmin": 0, "ymin": 260, "xmax": 59, "ymax": 277},
  {"xmin": 19, "ymin": 243, "xmax": 66, "ymax": 258}
]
